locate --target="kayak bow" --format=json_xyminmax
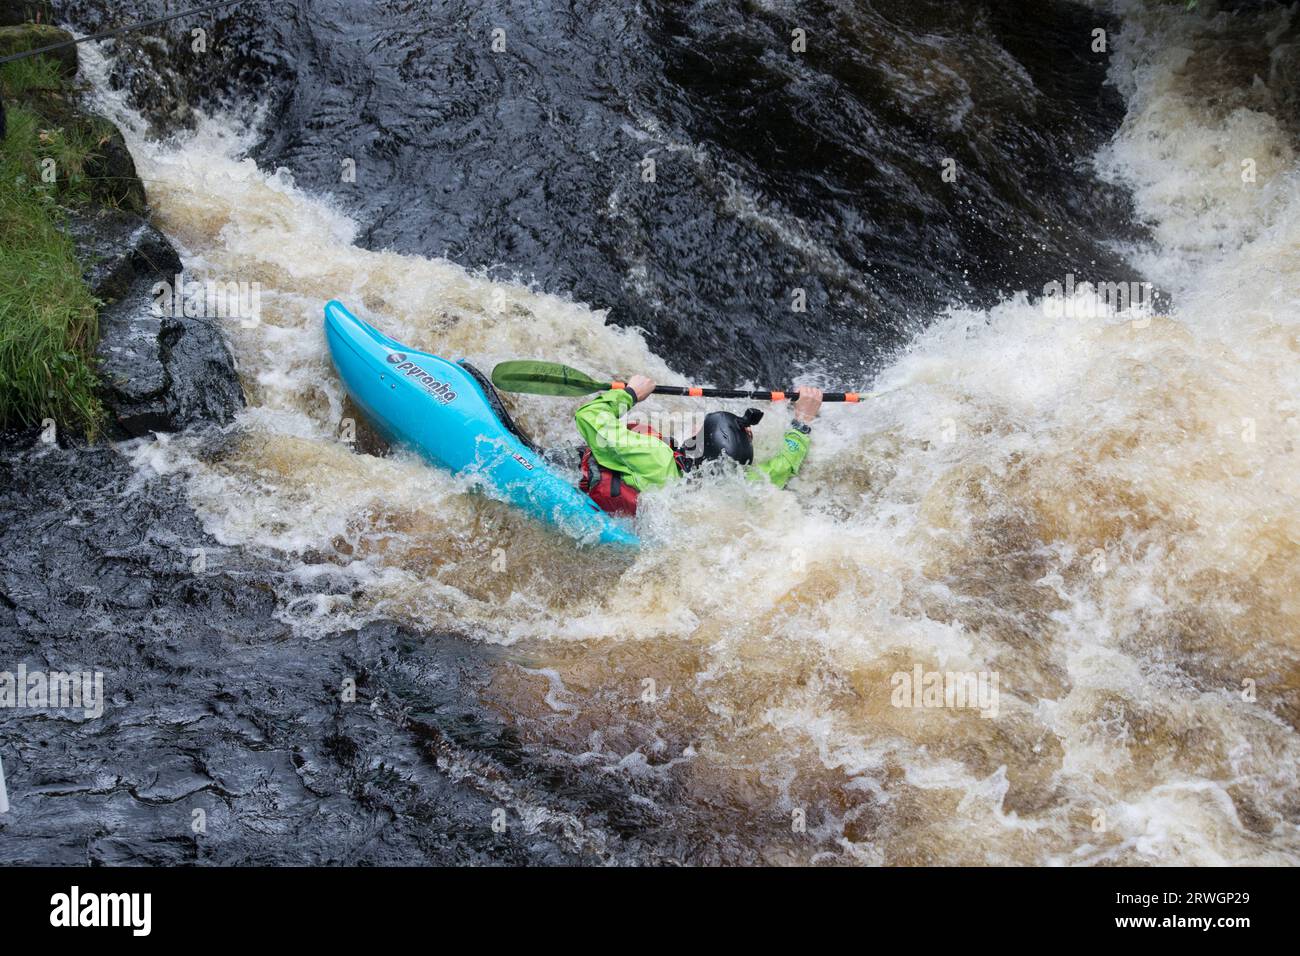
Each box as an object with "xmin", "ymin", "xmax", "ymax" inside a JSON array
[{"xmin": 323, "ymin": 300, "xmax": 639, "ymax": 548}]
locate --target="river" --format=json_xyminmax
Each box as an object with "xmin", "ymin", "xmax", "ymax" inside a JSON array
[{"xmin": 7, "ymin": 0, "xmax": 1300, "ymax": 865}]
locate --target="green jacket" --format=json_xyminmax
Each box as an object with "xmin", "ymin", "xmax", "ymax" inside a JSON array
[{"xmin": 574, "ymin": 388, "xmax": 810, "ymax": 491}]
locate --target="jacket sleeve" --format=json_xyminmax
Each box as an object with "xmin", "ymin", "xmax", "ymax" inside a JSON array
[
  {"xmin": 574, "ymin": 389, "xmax": 680, "ymax": 491},
  {"xmin": 752, "ymin": 427, "xmax": 810, "ymax": 489}
]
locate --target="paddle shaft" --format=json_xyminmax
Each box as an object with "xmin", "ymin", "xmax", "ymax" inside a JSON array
[
  {"xmin": 612, "ymin": 382, "xmax": 869, "ymax": 403},
  {"xmin": 489, "ymin": 359, "xmax": 880, "ymax": 402}
]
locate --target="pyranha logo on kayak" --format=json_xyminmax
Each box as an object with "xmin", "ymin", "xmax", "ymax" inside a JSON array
[{"xmin": 386, "ymin": 353, "xmax": 457, "ymax": 404}]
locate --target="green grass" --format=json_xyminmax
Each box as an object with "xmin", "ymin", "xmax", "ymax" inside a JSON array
[{"xmin": 0, "ymin": 55, "xmax": 104, "ymax": 437}]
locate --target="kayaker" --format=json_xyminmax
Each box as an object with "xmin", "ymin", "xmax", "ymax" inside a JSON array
[{"xmin": 574, "ymin": 375, "xmax": 823, "ymax": 515}]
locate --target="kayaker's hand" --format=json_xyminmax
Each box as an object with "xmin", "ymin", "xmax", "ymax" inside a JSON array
[
  {"xmin": 792, "ymin": 386, "xmax": 823, "ymax": 423},
  {"xmin": 626, "ymin": 375, "xmax": 655, "ymax": 403}
]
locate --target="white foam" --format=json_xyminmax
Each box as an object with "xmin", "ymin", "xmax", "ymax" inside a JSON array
[{"xmin": 81, "ymin": 3, "xmax": 1300, "ymax": 864}]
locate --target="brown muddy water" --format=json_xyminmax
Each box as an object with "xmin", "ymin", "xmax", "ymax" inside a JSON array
[{"xmin": 8, "ymin": 0, "xmax": 1300, "ymax": 864}]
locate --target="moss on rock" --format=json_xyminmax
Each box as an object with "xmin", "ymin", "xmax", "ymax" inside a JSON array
[{"xmin": 0, "ymin": 23, "xmax": 76, "ymax": 76}]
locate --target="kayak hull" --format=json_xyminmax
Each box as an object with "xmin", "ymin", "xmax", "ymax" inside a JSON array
[{"xmin": 324, "ymin": 300, "xmax": 639, "ymax": 548}]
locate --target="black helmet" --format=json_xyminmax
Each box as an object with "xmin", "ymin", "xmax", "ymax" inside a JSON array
[{"xmin": 701, "ymin": 408, "xmax": 763, "ymax": 464}]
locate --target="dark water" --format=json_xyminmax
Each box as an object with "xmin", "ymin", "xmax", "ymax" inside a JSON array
[
  {"xmin": 61, "ymin": 0, "xmax": 1143, "ymax": 385},
  {"xmin": 4, "ymin": 0, "xmax": 1170, "ymax": 864}
]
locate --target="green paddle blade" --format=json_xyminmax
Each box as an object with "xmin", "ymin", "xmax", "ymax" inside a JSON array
[{"xmin": 491, "ymin": 360, "xmax": 609, "ymax": 397}]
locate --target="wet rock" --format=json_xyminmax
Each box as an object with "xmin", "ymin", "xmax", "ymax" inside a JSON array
[
  {"xmin": 0, "ymin": 423, "xmax": 46, "ymax": 451},
  {"xmin": 68, "ymin": 208, "xmax": 246, "ymax": 437},
  {"xmin": 0, "ymin": 23, "xmax": 76, "ymax": 75},
  {"xmin": 48, "ymin": 0, "xmax": 281, "ymax": 141},
  {"xmin": 1, "ymin": 3, "xmax": 227, "ymax": 441},
  {"xmin": 67, "ymin": 207, "xmax": 172, "ymax": 303},
  {"xmin": 0, "ymin": 443, "xmax": 615, "ymax": 865},
  {"xmin": 31, "ymin": 92, "xmax": 148, "ymax": 213},
  {"xmin": 84, "ymin": 119, "xmax": 147, "ymax": 213}
]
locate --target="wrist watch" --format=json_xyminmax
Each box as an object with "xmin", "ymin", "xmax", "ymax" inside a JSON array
[{"xmin": 790, "ymin": 419, "xmax": 812, "ymax": 435}]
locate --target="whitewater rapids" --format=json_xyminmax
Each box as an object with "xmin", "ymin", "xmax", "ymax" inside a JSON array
[{"xmin": 80, "ymin": 0, "xmax": 1300, "ymax": 864}]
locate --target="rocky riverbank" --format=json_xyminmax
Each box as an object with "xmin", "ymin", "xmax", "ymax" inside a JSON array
[
  {"xmin": 12, "ymin": 0, "xmax": 1295, "ymax": 868},
  {"xmin": 0, "ymin": 444, "xmax": 615, "ymax": 865},
  {"xmin": 0, "ymin": 2, "xmax": 656, "ymax": 864},
  {"xmin": 1, "ymin": 0, "xmax": 244, "ymax": 443}
]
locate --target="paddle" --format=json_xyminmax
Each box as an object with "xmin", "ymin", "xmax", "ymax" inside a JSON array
[{"xmin": 491, "ymin": 360, "xmax": 875, "ymax": 403}]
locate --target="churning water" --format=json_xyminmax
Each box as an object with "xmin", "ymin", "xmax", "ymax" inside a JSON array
[{"xmin": 75, "ymin": 0, "xmax": 1300, "ymax": 863}]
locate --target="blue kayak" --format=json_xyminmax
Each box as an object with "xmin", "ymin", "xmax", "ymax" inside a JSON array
[{"xmin": 324, "ymin": 300, "xmax": 639, "ymax": 548}]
